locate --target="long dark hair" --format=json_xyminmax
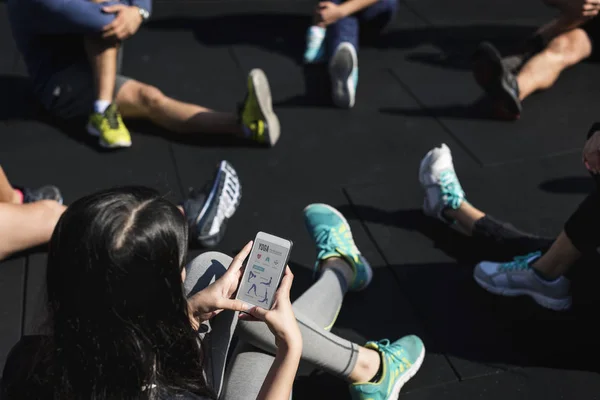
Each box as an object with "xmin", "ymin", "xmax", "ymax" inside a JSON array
[{"xmin": 45, "ymin": 186, "xmax": 213, "ymax": 399}]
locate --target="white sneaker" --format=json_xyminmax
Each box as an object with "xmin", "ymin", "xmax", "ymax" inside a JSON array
[
  {"xmin": 329, "ymin": 42, "xmax": 358, "ymax": 109},
  {"xmin": 418, "ymin": 143, "xmax": 466, "ymax": 223},
  {"xmin": 474, "ymin": 252, "xmax": 572, "ymax": 310}
]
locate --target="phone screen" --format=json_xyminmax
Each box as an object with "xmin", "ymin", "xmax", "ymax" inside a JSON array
[{"xmin": 237, "ymin": 236, "xmax": 290, "ymax": 309}]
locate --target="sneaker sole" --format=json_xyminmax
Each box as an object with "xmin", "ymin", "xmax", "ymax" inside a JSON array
[
  {"xmin": 472, "ymin": 43, "xmax": 521, "ymax": 117},
  {"xmin": 473, "ymin": 275, "xmax": 572, "ymax": 311},
  {"xmin": 303, "ymin": 203, "xmax": 373, "ymax": 290},
  {"xmin": 387, "ymin": 344, "xmax": 426, "ymax": 400},
  {"xmin": 329, "ymin": 43, "xmax": 357, "ymax": 109},
  {"xmin": 86, "ymin": 123, "xmax": 132, "ymax": 149},
  {"xmin": 249, "ymin": 69, "xmax": 280, "ymax": 147},
  {"xmin": 196, "ymin": 160, "xmax": 242, "ymax": 245}
]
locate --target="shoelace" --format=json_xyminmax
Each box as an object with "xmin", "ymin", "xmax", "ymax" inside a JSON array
[
  {"xmin": 376, "ymin": 339, "xmax": 412, "ymax": 374},
  {"xmin": 314, "ymin": 225, "xmax": 358, "ymax": 259},
  {"xmin": 105, "ymin": 107, "xmax": 119, "ymax": 130},
  {"xmin": 498, "ymin": 251, "xmax": 541, "ymax": 272},
  {"xmin": 439, "ymin": 170, "xmax": 464, "ymax": 210}
]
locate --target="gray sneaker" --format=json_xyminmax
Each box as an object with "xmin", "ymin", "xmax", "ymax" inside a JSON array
[{"xmin": 474, "ymin": 252, "xmax": 571, "ymax": 311}]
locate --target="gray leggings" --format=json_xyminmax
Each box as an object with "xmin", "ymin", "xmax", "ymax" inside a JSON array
[{"xmin": 183, "ymin": 252, "xmax": 360, "ymax": 400}]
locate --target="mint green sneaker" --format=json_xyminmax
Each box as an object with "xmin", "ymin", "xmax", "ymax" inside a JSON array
[
  {"xmin": 303, "ymin": 203, "xmax": 372, "ymax": 291},
  {"xmin": 350, "ymin": 336, "xmax": 425, "ymax": 400}
]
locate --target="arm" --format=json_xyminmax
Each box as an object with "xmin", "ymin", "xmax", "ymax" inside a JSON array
[
  {"xmin": 35, "ymin": 0, "xmax": 116, "ymax": 34},
  {"xmin": 338, "ymin": 0, "xmax": 380, "ymax": 17},
  {"xmin": 128, "ymin": 0, "xmax": 152, "ymax": 14},
  {"xmin": 256, "ymin": 345, "xmax": 301, "ymax": 400}
]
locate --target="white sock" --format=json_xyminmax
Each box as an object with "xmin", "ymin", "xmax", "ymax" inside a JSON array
[{"xmin": 94, "ymin": 100, "xmax": 111, "ymax": 114}]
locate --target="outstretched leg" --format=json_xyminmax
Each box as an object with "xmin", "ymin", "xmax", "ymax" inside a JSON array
[
  {"xmin": 225, "ymin": 204, "xmax": 424, "ymax": 400},
  {"xmin": 472, "ymin": 15, "xmax": 593, "ymax": 119},
  {"xmin": 115, "ymin": 69, "xmax": 281, "ymax": 146},
  {"xmin": 419, "ymin": 143, "xmax": 578, "ymax": 310},
  {"xmin": 0, "ymin": 201, "xmax": 66, "ymax": 261}
]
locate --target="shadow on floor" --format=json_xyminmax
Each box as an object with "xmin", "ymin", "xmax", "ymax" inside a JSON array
[
  {"xmin": 334, "ymin": 203, "xmax": 600, "ymax": 374},
  {"xmin": 539, "ymin": 176, "xmax": 595, "ymax": 194},
  {"xmin": 146, "ymin": 15, "xmax": 538, "ymax": 108},
  {"xmin": 147, "ymin": 15, "xmax": 537, "ymax": 70},
  {"xmin": 379, "ymin": 96, "xmax": 520, "ymax": 121}
]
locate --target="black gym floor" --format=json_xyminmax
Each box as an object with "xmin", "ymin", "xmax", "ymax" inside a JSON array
[{"xmin": 1, "ymin": 0, "xmax": 600, "ymax": 398}]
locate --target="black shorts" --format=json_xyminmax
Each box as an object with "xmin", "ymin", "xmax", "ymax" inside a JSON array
[
  {"xmin": 582, "ymin": 17, "xmax": 600, "ymax": 61},
  {"xmin": 39, "ymin": 45, "xmax": 130, "ymax": 120}
]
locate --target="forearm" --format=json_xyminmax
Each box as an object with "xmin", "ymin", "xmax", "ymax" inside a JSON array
[
  {"xmin": 256, "ymin": 346, "xmax": 301, "ymax": 400},
  {"xmin": 339, "ymin": 0, "xmax": 380, "ymax": 17},
  {"xmin": 128, "ymin": 0, "xmax": 152, "ymax": 14}
]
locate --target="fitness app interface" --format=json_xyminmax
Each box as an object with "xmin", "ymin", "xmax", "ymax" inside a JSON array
[{"xmin": 239, "ymin": 239, "xmax": 288, "ymax": 308}]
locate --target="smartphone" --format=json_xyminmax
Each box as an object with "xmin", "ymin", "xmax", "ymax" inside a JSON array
[{"xmin": 236, "ymin": 232, "xmax": 293, "ymax": 310}]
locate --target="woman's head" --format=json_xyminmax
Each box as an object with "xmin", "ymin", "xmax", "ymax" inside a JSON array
[{"xmin": 46, "ymin": 186, "xmax": 210, "ymax": 398}]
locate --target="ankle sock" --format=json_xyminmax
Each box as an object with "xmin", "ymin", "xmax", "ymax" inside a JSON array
[
  {"xmin": 94, "ymin": 100, "xmax": 111, "ymax": 114},
  {"xmin": 369, "ymin": 352, "xmax": 384, "ymax": 383}
]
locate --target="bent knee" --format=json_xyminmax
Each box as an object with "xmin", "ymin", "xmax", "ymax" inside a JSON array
[{"xmin": 547, "ymin": 29, "xmax": 593, "ymax": 66}]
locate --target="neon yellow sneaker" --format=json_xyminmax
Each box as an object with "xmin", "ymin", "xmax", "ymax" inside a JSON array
[
  {"xmin": 239, "ymin": 69, "xmax": 280, "ymax": 147},
  {"xmin": 87, "ymin": 104, "xmax": 132, "ymax": 148}
]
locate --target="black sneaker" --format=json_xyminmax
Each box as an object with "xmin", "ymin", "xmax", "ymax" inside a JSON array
[
  {"xmin": 182, "ymin": 160, "xmax": 242, "ymax": 248},
  {"xmin": 15, "ymin": 185, "xmax": 63, "ymax": 204},
  {"xmin": 472, "ymin": 42, "xmax": 522, "ymax": 119}
]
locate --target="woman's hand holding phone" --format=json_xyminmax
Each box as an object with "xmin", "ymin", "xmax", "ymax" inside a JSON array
[
  {"xmin": 187, "ymin": 241, "xmax": 253, "ymax": 326},
  {"xmin": 242, "ymin": 266, "xmax": 303, "ymax": 353}
]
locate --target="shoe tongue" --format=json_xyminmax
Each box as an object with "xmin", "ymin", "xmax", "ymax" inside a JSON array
[{"xmin": 105, "ymin": 104, "xmax": 119, "ymax": 129}]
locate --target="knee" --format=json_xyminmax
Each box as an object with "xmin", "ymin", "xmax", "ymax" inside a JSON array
[
  {"xmin": 138, "ymin": 85, "xmax": 166, "ymax": 112},
  {"xmin": 547, "ymin": 30, "xmax": 592, "ymax": 66},
  {"xmin": 184, "ymin": 252, "xmax": 233, "ymax": 296}
]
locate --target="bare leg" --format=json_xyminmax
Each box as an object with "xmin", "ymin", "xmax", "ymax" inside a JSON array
[
  {"xmin": 0, "ymin": 166, "xmax": 19, "ymax": 204},
  {"xmin": 84, "ymin": 37, "xmax": 118, "ymax": 107},
  {"xmin": 536, "ymin": 15, "xmax": 589, "ymax": 42},
  {"xmin": 0, "ymin": 201, "xmax": 66, "ymax": 261},
  {"xmin": 115, "ymin": 80, "xmax": 243, "ymax": 135},
  {"xmin": 531, "ymin": 231, "xmax": 581, "ymax": 279},
  {"xmin": 517, "ymin": 29, "xmax": 592, "ymax": 100}
]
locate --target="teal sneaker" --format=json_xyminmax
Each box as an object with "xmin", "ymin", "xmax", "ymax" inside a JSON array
[
  {"xmin": 350, "ymin": 336, "xmax": 425, "ymax": 400},
  {"xmin": 303, "ymin": 203, "xmax": 372, "ymax": 291},
  {"xmin": 304, "ymin": 25, "xmax": 326, "ymax": 63},
  {"xmin": 329, "ymin": 42, "xmax": 358, "ymax": 108}
]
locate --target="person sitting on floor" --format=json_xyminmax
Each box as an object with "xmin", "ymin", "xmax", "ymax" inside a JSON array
[
  {"xmin": 0, "ymin": 165, "xmax": 65, "ymax": 261},
  {"xmin": 472, "ymin": 0, "xmax": 600, "ymax": 119},
  {"xmin": 303, "ymin": 0, "xmax": 397, "ymax": 108},
  {"xmin": 0, "ymin": 159, "xmax": 242, "ymax": 261},
  {"xmin": 6, "ymin": 0, "xmax": 280, "ymax": 149},
  {"xmin": 417, "ymin": 137, "xmax": 600, "ymax": 311},
  {"xmin": 2, "ymin": 190, "xmax": 425, "ymax": 400}
]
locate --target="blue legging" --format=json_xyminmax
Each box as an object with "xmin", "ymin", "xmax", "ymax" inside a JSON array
[{"xmin": 326, "ymin": 0, "xmax": 397, "ymax": 57}]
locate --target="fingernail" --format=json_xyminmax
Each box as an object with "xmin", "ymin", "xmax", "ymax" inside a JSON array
[{"xmin": 242, "ymin": 302, "xmax": 251, "ymax": 311}]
